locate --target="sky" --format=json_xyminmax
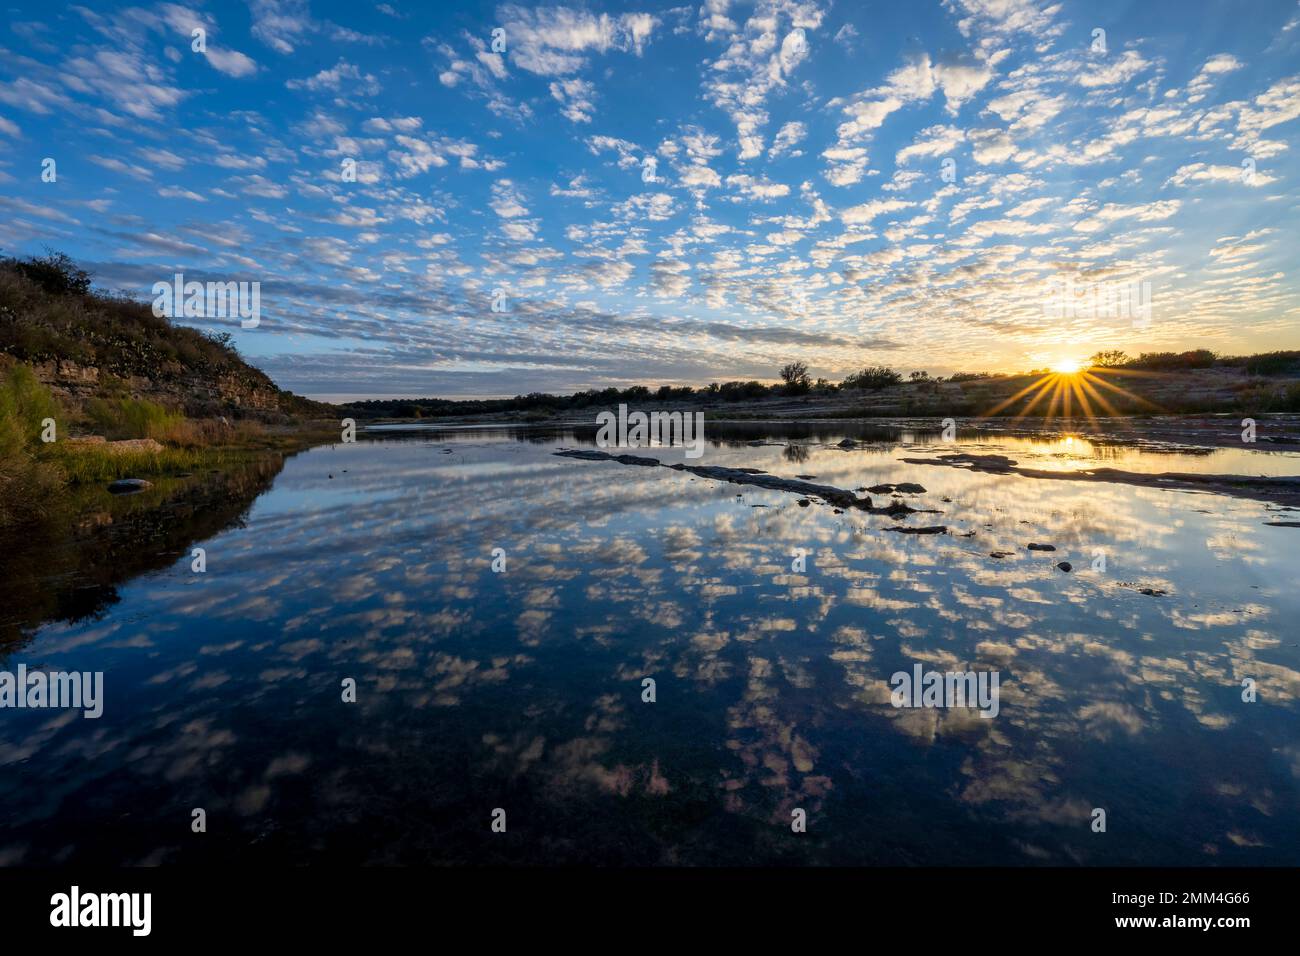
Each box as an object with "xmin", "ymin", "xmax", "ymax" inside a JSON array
[{"xmin": 1, "ymin": 0, "xmax": 1298, "ymax": 401}]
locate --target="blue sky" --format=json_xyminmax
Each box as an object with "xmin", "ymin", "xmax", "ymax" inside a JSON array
[{"xmin": 2, "ymin": 0, "xmax": 1298, "ymax": 400}]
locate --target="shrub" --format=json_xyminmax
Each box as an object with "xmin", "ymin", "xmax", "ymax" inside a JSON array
[
  {"xmin": 717, "ymin": 380, "xmax": 771, "ymax": 401},
  {"xmin": 1128, "ymin": 350, "xmax": 1217, "ymax": 370},
  {"xmin": 842, "ymin": 366, "xmax": 903, "ymax": 390},
  {"xmin": 1244, "ymin": 351, "xmax": 1300, "ymax": 376},
  {"xmin": 0, "ymin": 361, "xmax": 60, "ymax": 453},
  {"xmin": 5, "ymin": 250, "xmax": 92, "ymax": 297},
  {"xmin": 0, "ymin": 361, "xmax": 65, "ymax": 528}
]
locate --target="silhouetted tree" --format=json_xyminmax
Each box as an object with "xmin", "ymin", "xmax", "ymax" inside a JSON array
[{"xmin": 779, "ymin": 361, "xmax": 811, "ymax": 394}]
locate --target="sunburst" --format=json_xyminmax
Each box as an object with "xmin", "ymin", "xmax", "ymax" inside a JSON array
[{"xmin": 978, "ymin": 363, "xmax": 1162, "ymax": 426}]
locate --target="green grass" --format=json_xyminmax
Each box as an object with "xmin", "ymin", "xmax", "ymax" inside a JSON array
[
  {"xmin": 84, "ymin": 396, "xmax": 185, "ymax": 441},
  {"xmin": 0, "ymin": 362, "xmax": 65, "ymax": 527},
  {"xmin": 0, "ymin": 361, "xmax": 59, "ymax": 455},
  {"xmin": 45, "ymin": 445, "xmax": 213, "ymax": 484},
  {"xmin": 0, "ymin": 360, "xmax": 335, "ymax": 528}
]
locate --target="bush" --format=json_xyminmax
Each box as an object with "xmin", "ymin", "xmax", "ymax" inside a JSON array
[
  {"xmin": 717, "ymin": 380, "xmax": 771, "ymax": 401},
  {"xmin": 5, "ymin": 250, "xmax": 92, "ymax": 297},
  {"xmin": 0, "ymin": 361, "xmax": 60, "ymax": 453},
  {"xmin": 842, "ymin": 366, "xmax": 903, "ymax": 390},
  {"xmin": 1128, "ymin": 350, "xmax": 1217, "ymax": 370},
  {"xmin": 0, "ymin": 361, "xmax": 65, "ymax": 528},
  {"xmin": 1244, "ymin": 351, "xmax": 1300, "ymax": 376}
]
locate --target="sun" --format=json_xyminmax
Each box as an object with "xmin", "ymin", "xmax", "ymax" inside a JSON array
[{"xmin": 1052, "ymin": 358, "xmax": 1083, "ymax": 375}]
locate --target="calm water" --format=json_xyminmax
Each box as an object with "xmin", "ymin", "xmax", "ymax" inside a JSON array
[{"xmin": 2, "ymin": 425, "xmax": 1298, "ymax": 865}]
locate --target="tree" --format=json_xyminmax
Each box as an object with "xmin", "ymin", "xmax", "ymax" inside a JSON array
[
  {"xmin": 843, "ymin": 366, "xmax": 903, "ymax": 390},
  {"xmin": 1088, "ymin": 349, "xmax": 1129, "ymax": 368},
  {"xmin": 779, "ymin": 361, "xmax": 811, "ymax": 394}
]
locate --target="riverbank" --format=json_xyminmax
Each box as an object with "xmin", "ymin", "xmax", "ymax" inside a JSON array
[{"xmin": 1, "ymin": 364, "xmax": 340, "ymax": 531}]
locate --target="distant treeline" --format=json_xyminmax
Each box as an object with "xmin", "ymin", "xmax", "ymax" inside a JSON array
[
  {"xmin": 345, "ymin": 350, "xmax": 1300, "ymax": 419},
  {"xmin": 1087, "ymin": 348, "xmax": 1300, "ymax": 373}
]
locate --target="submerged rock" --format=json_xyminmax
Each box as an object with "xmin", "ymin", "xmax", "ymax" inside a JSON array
[
  {"xmin": 866, "ymin": 482, "xmax": 927, "ymax": 494},
  {"xmin": 1056, "ymin": 561, "xmax": 1073, "ymax": 572},
  {"xmin": 887, "ymin": 525, "xmax": 948, "ymax": 535},
  {"xmin": 1027, "ymin": 543, "xmax": 1057, "ymax": 551},
  {"xmin": 990, "ymin": 551, "xmax": 1013, "ymax": 558},
  {"xmin": 107, "ymin": 478, "xmax": 152, "ymax": 495}
]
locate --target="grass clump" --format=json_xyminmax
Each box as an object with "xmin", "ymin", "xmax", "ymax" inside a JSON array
[
  {"xmin": 48, "ymin": 446, "xmax": 209, "ymax": 484},
  {"xmin": 85, "ymin": 396, "xmax": 186, "ymax": 441}
]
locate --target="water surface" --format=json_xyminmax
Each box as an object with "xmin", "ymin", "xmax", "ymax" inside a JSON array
[{"xmin": 2, "ymin": 426, "xmax": 1298, "ymax": 865}]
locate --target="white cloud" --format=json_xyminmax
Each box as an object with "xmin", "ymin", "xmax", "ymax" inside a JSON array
[
  {"xmin": 549, "ymin": 77, "xmax": 597, "ymax": 123},
  {"xmin": 840, "ymin": 199, "xmax": 913, "ymax": 225},
  {"xmin": 1165, "ymin": 162, "xmax": 1276, "ymax": 188},
  {"xmin": 701, "ymin": 0, "xmax": 824, "ymax": 159},
  {"xmin": 204, "ymin": 47, "xmax": 258, "ymax": 78},
  {"xmin": 726, "ymin": 174, "xmax": 791, "ymax": 200},
  {"xmin": 942, "ymin": 0, "xmax": 1061, "ymax": 39},
  {"xmin": 769, "ymin": 121, "xmax": 807, "ymax": 158},
  {"xmin": 248, "ymin": 0, "xmax": 315, "ymax": 54},
  {"xmin": 1186, "ymin": 53, "xmax": 1242, "ymax": 103},
  {"xmin": 1077, "ymin": 50, "xmax": 1151, "ymax": 89},
  {"xmin": 896, "ymin": 125, "xmax": 966, "ymax": 165},
  {"xmin": 490, "ymin": 180, "xmax": 530, "ymax": 219},
  {"xmin": 1072, "ymin": 200, "xmax": 1182, "ymax": 233},
  {"xmin": 499, "ymin": 5, "xmax": 660, "ymax": 76},
  {"xmin": 287, "ymin": 60, "xmax": 380, "ymax": 95}
]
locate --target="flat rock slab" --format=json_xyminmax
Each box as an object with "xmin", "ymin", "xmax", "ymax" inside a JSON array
[
  {"xmin": 555, "ymin": 448, "xmax": 930, "ymax": 513},
  {"xmin": 900, "ymin": 454, "xmax": 1300, "ymax": 505}
]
